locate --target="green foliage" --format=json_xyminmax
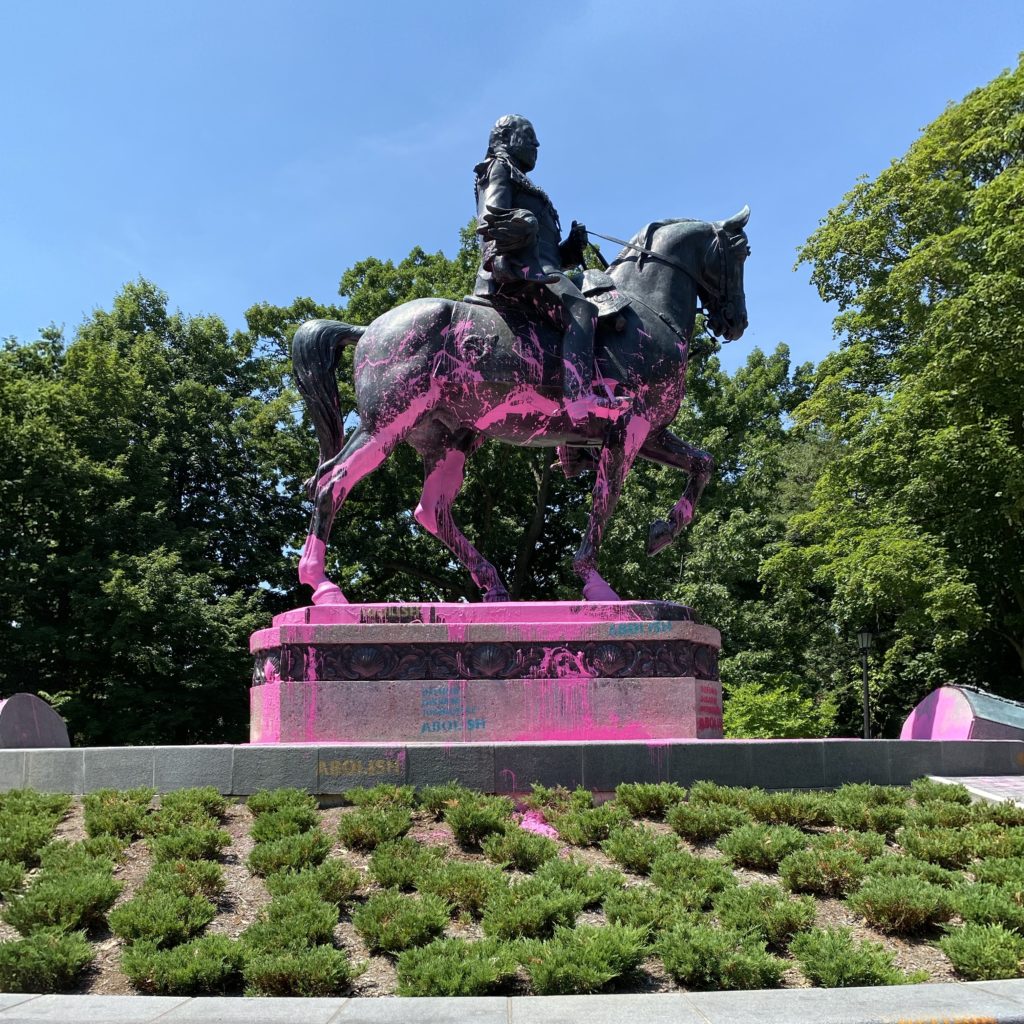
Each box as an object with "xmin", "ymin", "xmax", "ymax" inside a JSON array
[
  {"xmin": 0, "ymin": 790, "xmax": 71, "ymax": 818},
  {"xmin": 418, "ymin": 861, "xmax": 506, "ymax": 918},
  {"xmin": 122, "ymin": 935, "xmax": 245, "ymax": 995},
  {"xmin": 522, "ymin": 923, "xmax": 649, "ymax": 995},
  {"xmin": 910, "ymin": 778, "xmax": 971, "ymax": 805},
  {"xmin": 811, "ymin": 829, "xmax": 886, "ymax": 860},
  {"xmin": 249, "ymin": 806, "xmax": 318, "ymax": 844},
  {"xmin": 443, "ymin": 796, "xmax": 512, "ymax": 848},
  {"xmin": 688, "ymin": 781, "xmax": 761, "ymax": 807},
  {"xmin": 650, "ymin": 849, "xmax": 736, "ymax": 897},
  {"xmin": 396, "ymin": 937, "xmax": 519, "ymax": 997},
  {"xmin": 3, "ymin": 871, "xmax": 121, "ymax": 935},
  {"xmin": 863, "ymin": 855, "xmax": 961, "ymax": 888},
  {"xmin": 109, "ymin": 890, "xmax": 217, "ymax": 948},
  {"xmin": 972, "ymin": 857, "xmax": 1024, "ymax": 888},
  {"xmin": 600, "ymin": 825, "xmax": 677, "ymax": 875},
  {"xmin": 747, "ymin": 790, "xmax": 834, "ymax": 828},
  {"xmin": 713, "ymin": 883, "xmax": 815, "ymax": 949},
  {"xmin": 940, "ymin": 923, "xmax": 1024, "ymax": 981},
  {"xmin": 246, "ymin": 788, "xmax": 318, "ymax": 818},
  {"xmin": 953, "ymin": 883, "xmax": 1024, "ymax": 931},
  {"xmin": 243, "ymin": 945, "xmax": 356, "ymax": 996},
  {"xmin": 0, "ymin": 814, "xmax": 62, "ymax": 867},
  {"xmin": 603, "ymin": 886, "xmax": 693, "ymax": 938},
  {"xmin": 481, "ymin": 877, "xmax": 585, "ymax": 940},
  {"xmin": 150, "ymin": 826, "xmax": 230, "ymax": 864},
  {"xmin": 832, "ymin": 799, "xmax": 908, "ymax": 839},
  {"xmin": 897, "ymin": 825, "xmax": 976, "ymax": 869},
  {"xmin": 550, "ymin": 802, "xmax": 630, "ymax": 846},
  {"xmin": 791, "ymin": 927, "xmax": 919, "ymax": 987},
  {"xmin": 975, "ymin": 801, "xmax": 1024, "ymax": 827},
  {"xmin": 846, "ymin": 875, "xmax": 954, "ymax": 934},
  {"xmin": 336, "ymin": 806, "xmax": 412, "ymax": 851},
  {"xmin": 779, "ymin": 847, "xmax": 866, "ymax": 898},
  {"xmin": 416, "ymin": 782, "xmax": 471, "ymax": 819},
  {"xmin": 242, "ymin": 891, "xmax": 338, "ymax": 953},
  {"xmin": 613, "ymin": 783, "xmax": 686, "ymax": 819},
  {"xmin": 83, "ymin": 787, "xmax": 154, "ymax": 840},
  {"xmin": 482, "ymin": 828, "xmax": 558, "ymax": 872},
  {"xmin": 967, "ymin": 824, "xmax": 1024, "ymax": 860},
  {"xmin": 658, "ymin": 922, "xmax": 785, "ymax": 990},
  {"xmin": 0, "ymin": 928, "xmax": 93, "ymax": 993},
  {"xmin": 343, "ymin": 783, "xmax": 416, "ymax": 809},
  {"xmin": 159, "ymin": 787, "xmax": 228, "ymax": 819},
  {"xmin": 246, "ymin": 830, "xmax": 331, "ymax": 876},
  {"xmin": 264, "ymin": 860, "xmax": 361, "ymax": 908},
  {"xmin": 369, "ymin": 838, "xmax": 443, "ymax": 890},
  {"xmin": 352, "ymin": 890, "xmax": 449, "ymax": 953},
  {"xmin": 144, "ymin": 860, "xmax": 225, "ymax": 900},
  {"xmin": 667, "ymin": 801, "xmax": 751, "ymax": 842},
  {"xmin": 521, "ymin": 783, "xmax": 587, "ymax": 814},
  {"xmin": 0, "ymin": 860, "xmax": 26, "ymax": 897},
  {"xmin": 38, "ymin": 837, "xmax": 123, "ymax": 874},
  {"xmin": 717, "ymin": 823, "xmax": 807, "ymax": 871},
  {"xmin": 905, "ymin": 802, "xmax": 973, "ymax": 829},
  {"xmin": 723, "ymin": 681, "xmax": 836, "ymax": 738},
  {"xmin": 532, "ymin": 858, "xmax": 624, "ymax": 908}
]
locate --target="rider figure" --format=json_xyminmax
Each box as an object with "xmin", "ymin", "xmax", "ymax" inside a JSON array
[{"xmin": 474, "ymin": 114, "xmax": 628, "ymax": 427}]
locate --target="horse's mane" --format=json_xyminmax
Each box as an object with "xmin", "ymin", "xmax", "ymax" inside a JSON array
[{"xmin": 611, "ymin": 218, "xmax": 700, "ymax": 269}]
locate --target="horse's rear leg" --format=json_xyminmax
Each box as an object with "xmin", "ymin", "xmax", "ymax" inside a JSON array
[
  {"xmin": 298, "ymin": 423, "xmax": 396, "ymax": 605},
  {"xmin": 641, "ymin": 428, "xmax": 715, "ymax": 556},
  {"xmin": 414, "ymin": 430, "xmax": 509, "ymax": 602}
]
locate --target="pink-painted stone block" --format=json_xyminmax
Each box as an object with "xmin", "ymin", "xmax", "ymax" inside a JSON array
[{"xmin": 901, "ymin": 685, "xmax": 1024, "ymax": 741}]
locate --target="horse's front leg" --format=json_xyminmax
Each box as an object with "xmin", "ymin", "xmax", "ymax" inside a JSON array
[
  {"xmin": 573, "ymin": 415, "xmax": 651, "ymax": 601},
  {"xmin": 640, "ymin": 428, "xmax": 715, "ymax": 556}
]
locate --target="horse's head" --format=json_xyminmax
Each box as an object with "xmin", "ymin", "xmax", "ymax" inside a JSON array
[{"xmin": 700, "ymin": 206, "xmax": 750, "ymax": 342}]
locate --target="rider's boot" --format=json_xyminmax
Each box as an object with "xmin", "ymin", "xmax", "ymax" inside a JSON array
[{"xmin": 562, "ymin": 301, "xmax": 631, "ymax": 429}]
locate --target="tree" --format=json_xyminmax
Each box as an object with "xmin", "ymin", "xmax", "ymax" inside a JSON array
[{"xmin": 767, "ymin": 56, "xmax": 1024, "ymax": 732}]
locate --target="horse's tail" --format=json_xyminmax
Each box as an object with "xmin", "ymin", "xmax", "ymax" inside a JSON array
[{"xmin": 292, "ymin": 318, "xmax": 365, "ymax": 467}]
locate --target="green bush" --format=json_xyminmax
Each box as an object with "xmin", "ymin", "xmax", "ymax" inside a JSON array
[
  {"xmin": 613, "ymin": 783, "xmax": 686, "ymax": 819},
  {"xmin": 244, "ymin": 945, "xmax": 356, "ymax": 996},
  {"xmin": 746, "ymin": 790, "xmax": 834, "ymax": 828},
  {"xmin": 482, "ymin": 828, "xmax": 558, "ymax": 872},
  {"xmin": 714, "ymin": 884, "xmax": 815, "ymax": 949},
  {"xmin": 910, "ymin": 777, "xmax": 971, "ymax": 805},
  {"xmin": 532, "ymin": 858, "xmax": 624, "ymax": 908},
  {"xmin": 863, "ymin": 855, "xmax": 961, "ymax": 888},
  {"xmin": 974, "ymin": 801, "xmax": 1024, "ymax": 827},
  {"xmin": 3, "ymin": 871, "xmax": 121, "ymax": 935},
  {"xmin": 968, "ymin": 824, "xmax": 1024, "ymax": 860},
  {"xmin": 0, "ymin": 813, "xmax": 64, "ymax": 867},
  {"xmin": 144, "ymin": 860, "xmax": 225, "ymax": 900},
  {"xmin": 779, "ymin": 847, "xmax": 866, "ymax": 898},
  {"xmin": 481, "ymin": 877, "xmax": 585, "ymax": 940},
  {"xmin": 0, "ymin": 790, "xmax": 71, "ymax": 819},
  {"xmin": 336, "ymin": 806, "xmax": 412, "ymax": 851},
  {"xmin": 953, "ymin": 883, "xmax": 1024, "ymax": 931},
  {"xmin": 897, "ymin": 826, "xmax": 976, "ymax": 869},
  {"xmin": 369, "ymin": 838, "xmax": 443, "ymax": 890},
  {"xmin": 83, "ymin": 787, "xmax": 155, "ymax": 840},
  {"xmin": 247, "ymin": 830, "xmax": 331, "ymax": 876},
  {"xmin": 972, "ymin": 857, "xmax": 1024, "ymax": 888},
  {"xmin": 791, "ymin": 927, "xmax": 919, "ymax": 987},
  {"xmin": 940, "ymin": 923, "xmax": 1024, "ymax": 981},
  {"xmin": 122, "ymin": 934, "xmax": 244, "ymax": 995},
  {"xmin": 109, "ymin": 890, "xmax": 217, "ymax": 948},
  {"xmin": 418, "ymin": 861, "xmax": 506, "ymax": 918},
  {"xmin": 250, "ymin": 806, "xmax": 318, "ymax": 844},
  {"xmin": 159, "ymin": 787, "xmax": 228, "ymax": 820},
  {"xmin": 38, "ymin": 837, "xmax": 123, "ymax": 874},
  {"xmin": 835, "ymin": 783, "xmax": 908, "ymax": 807},
  {"xmin": 658, "ymin": 921, "xmax": 785, "ymax": 990},
  {"xmin": 550, "ymin": 802, "xmax": 630, "ymax": 846},
  {"xmin": 396, "ymin": 937, "xmax": 518, "ymax": 996},
  {"xmin": 0, "ymin": 928, "xmax": 93, "ymax": 992},
  {"xmin": 723, "ymin": 680, "xmax": 837, "ymax": 739},
  {"xmin": 600, "ymin": 825, "xmax": 677, "ymax": 875},
  {"xmin": 847, "ymin": 875, "xmax": 954, "ymax": 934},
  {"xmin": 444, "ymin": 797, "xmax": 513, "ymax": 848},
  {"xmin": 650, "ymin": 850, "xmax": 736, "ymax": 897},
  {"xmin": 717, "ymin": 823, "xmax": 807, "ymax": 871},
  {"xmin": 416, "ymin": 782, "xmax": 471, "ymax": 819},
  {"xmin": 246, "ymin": 787, "xmax": 318, "ymax": 817},
  {"xmin": 688, "ymin": 781, "xmax": 761, "ymax": 807},
  {"xmin": 906, "ymin": 802, "xmax": 974, "ymax": 829},
  {"xmin": 833, "ymin": 800, "xmax": 908, "ymax": 838},
  {"xmin": 242, "ymin": 891, "xmax": 338, "ymax": 953},
  {"xmin": 522, "ymin": 923, "xmax": 649, "ymax": 995},
  {"xmin": 603, "ymin": 886, "xmax": 693, "ymax": 937},
  {"xmin": 811, "ymin": 829, "xmax": 886, "ymax": 860},
  {"xmin": 150, "ymin": 826, "xmax": 230, "ymax": 864},
  {"xmin": 264, "ymin": 860, "xmax": 361, "ymax": 908},
  {"xmin": 0, "ymin": 860, "xmax": 26, "ymax": 897},
  {"xmin": 520, "ymin": 783, "xmax": 581, "ymax": 814},
  {"xmin": 352, "ymin": 889, "xmax": 449, "ymax": 953},
  {"xmin": 667, "ymin": 801, "xmax": 751, "ymax": 842},
  {"xmin": 343, "ymin": 783, "xmax": 415, "ymax": 809}
]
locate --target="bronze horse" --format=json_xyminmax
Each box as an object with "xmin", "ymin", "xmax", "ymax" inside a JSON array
[{"xmin": 292, "ymin": 209, "xmax": 750, "ymax": 605}]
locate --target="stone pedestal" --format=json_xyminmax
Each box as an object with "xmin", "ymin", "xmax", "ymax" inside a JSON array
[{"xmin": 249, "ymin": 601, "xmax": 722, "ymax": 744}]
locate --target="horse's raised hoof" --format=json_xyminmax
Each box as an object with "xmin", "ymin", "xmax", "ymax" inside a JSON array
[
  {"xmin": 646, "ymin": 519, "xmax": 674, "ymax": 557},
  {"xmin": 483, "ymin": 586, "xmax": 510, "ymax": 603},
  {"xmin": 582, "ymin": 577, "xmax": 620, "ymax": 602},
  {"xmin": 312, "ymin": 581, "xmax": 348, "ymax": 606}
]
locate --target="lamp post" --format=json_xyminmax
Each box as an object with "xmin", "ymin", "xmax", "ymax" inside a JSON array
[{"xmin": 857, "ymin": 631, "xmax": 873, "ymax": 740}]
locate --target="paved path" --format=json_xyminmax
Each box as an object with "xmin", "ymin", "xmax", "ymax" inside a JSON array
[
  {"xmin": 3, "ymin": 984, "xmax": 1024, "ymax": 1024},
  {"xmin": 931, "ymin": 774, "xmax": 1024, "ymax": 804}
]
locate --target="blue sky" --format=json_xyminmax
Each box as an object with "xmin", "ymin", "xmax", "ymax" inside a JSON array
[{"xmin": 2, "ymin": 1, "xmax": 1021, "ymax": 373}]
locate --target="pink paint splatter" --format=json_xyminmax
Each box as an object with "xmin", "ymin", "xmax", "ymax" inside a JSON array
[{"xmin": 518, "ymin": 810, "xmax": 559, "ymax": 840}]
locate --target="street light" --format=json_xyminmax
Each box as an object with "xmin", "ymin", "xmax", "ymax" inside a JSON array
[{"xmin": 857, "ymin": 631, "xmax": 873, "ymax": 740}]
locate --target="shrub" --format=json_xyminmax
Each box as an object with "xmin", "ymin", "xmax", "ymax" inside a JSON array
[
  {"xmin": 968, "ymin": 824, "xmax": 1024, "ymax": 860},
  {"xmin": 244, "ymin": 945, "xmax": 356, "ymax": 996},
  {"xmin": 650, "ymin": 850, "xmax": 735, "ymax": 896},
  {"xmin": 974, "ymin": 801, "xmax": 1024, "ymax": 827},
  {"xmin": 953, "ymin": 883, "xmax": 1024, "ymax": 931},
  {"xmin": 83, "ymin": 787, "xmax": 155, "ymax": 840},
  {"xmin": 897, "ymin": 826, "xmax": 976, "ymax": 869},
  {"xmin": 38, "ymin": 837, "xmax": 123, "ymax": 874},
  {"xmin": 144, "ymin": 860, "xmax": 225, "ymax": 900},
  {"xmin": 109, "ymin": 890, "xmax": 217, "ymax": 948},
  {"xmin": 791, "ymin": 927, "xmax": 918, "ymax": 987},
  {"xmin": 246, "ymin": 787, "xmax": 318, "ymax": 817},
  {"xmin": 482, "ymin": 828, "xmax": 558, "ymax": 872},
  {"xmin": 550, "ymin": 803, "xmax": 630, "ymax": 846},
  {"xmin": 906, "ymin": 803, "xmax": 974, "ymax": 829},
  {"xmin": 418, "ymin": 861, "xmax": 505, "ymax": 918},
  {"xmin": 0, "ymin": 860, "xmax": 25, "ymax": 897},
  {"xmin": 658, "ymin": 922, "xmax": 785, "ymax": 990},
  {"xmin": 603, "ymin": 887, "xmax": 694, "ymax": 938},
  {"xmin": 835, "ymin": 783, "xmax": 908, "ymax": 807},
  {"xmin": 369, "ymin": 839, "xmax": 443, "ymax": 890},
  {"xmin": 3, "ymin": 871, "xmax": 121, "ymax": 935},
  {"xmin": 343, "ymin": 783, "xmax": 415, "ymax": 809},
  {"xmin": 972, "ymin": 857, "xmax": 1024, "ymax": 888},
  {"xmin": 688, "ymin": 782, "xmax": 763, "ymax": 807},
  {"xmin": 352, "ymin": 889, "xmax": 449, "ymax": 953},
  {"xmin": 250, "ymin": 806, "xmax": 318, "ymax": 844},
  {"xmin": 910, "ymin": 777, "xmax": 971, "ymax": 805},
  {"xmin": 520, "ymin": 783, "xmax": 577, "ymax": 814},
  {"xmin": 264, "ymin": 860, "xmax": 361, "ymax": 908},
  {"xmin": 122, "ymin": 935, "xmax": 244, "ymax": 995},
  {"xmin": 159, "ymin": 787, "xmax": 228, "ymax": 820},
  {"xmin": 940, "ymin": 923, "xmax": 1024, "ymax": 981},
  {"xmin": 613, "ymin": 783, "xmax": 686, "ymax": 819},
  {"xmin": 522, "ymin": 923, "xmax": 649, "ymax": 994},
  {"xmin": 416, "ymin": 782, "xmax": 472, "ymax": 819},
  {"xmin": 746, "ymin": 790, "xmax": 833, "ymax": 828},
  {"xmin": 847, "ymin": 875, "xmax": 954, "ymax": 934},
  {"xmin": 779, "ymin": 847, "xmax": 866, "ymax": 898},
  {"xmin": 481, "ymin": 877, "xmax": 585, "ymax": 940},
  {"xmin": 0, "ymin": 790, "xmax": 71, "ymax": 819},
  {"xmin": 717, "ymin": 823, "xmax": 806, "ymax": 871},
  {"xmin": 811, "ymin": 829, "xmax": 886, "ymax": 860},
  {"xmin": 0, "ymin": 813, "xmax": 64, "ymax": 867},
  {"xmin": 600, "ymin": 825, "xmax": 677, "ymax": 875},
  {"xmin": 832, "ymin": 800, "xmax": 908, "ymax": 838},
  {"xmin": 864, "ymin": 855, "xmax": 961, "ymax": 888},
  {"xmin": 150, "ymin": 826, "xmax": 230, "ymax": 864},
  {"xmin": 444, "ymin": 797, "xmax": 513, "ymax": 848},
  {"xmin": 246, "ymin": 830, "xmax": 331, "ymax": 877},
  {"xmin": 337, "ymin": 807, "xmax": 412, "ymax": 851},
  {"xmin": 0, "ymin": 928, "xmax": 93, "ymax": 992},
  {"xmin": 667, "ymin": 802, "xmax": 751, "ymax": 842},
  {"xmin": 242, "ymin": 892, "xmax": 338, "ymax": 952},
  {"xmin": 397, "ymin": 937, "xmax": 519, "ymax": 996},
  {"xmin": 532, "ymin": 858, "xmax": 624, "ymax": 908},
  {"xmin": 713, "ymin": 884, "xmax": 815, "ymax": 949}
]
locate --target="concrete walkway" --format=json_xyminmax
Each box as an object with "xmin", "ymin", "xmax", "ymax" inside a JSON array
[
  {"xmin": 933, "ymin": 774, "xmax": 1024, "ymax": 805},
  {"xmin": 3, "ymin": 983, "xmax": 1024, "ymax": 1024}
]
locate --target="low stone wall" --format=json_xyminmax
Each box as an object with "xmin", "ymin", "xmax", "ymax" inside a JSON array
[{"xmin": 2, "ymin": 738, "xmax": 1023, "ymax": 795}]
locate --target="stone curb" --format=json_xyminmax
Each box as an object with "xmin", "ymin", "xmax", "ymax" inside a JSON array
[
  {"xmin": 2, "ymin": 739, "xmax": 1024, "ymax": 795},
  {"xmin": 2, "ymin": 983, "xmax": 1024, "ymax": 1023}
]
